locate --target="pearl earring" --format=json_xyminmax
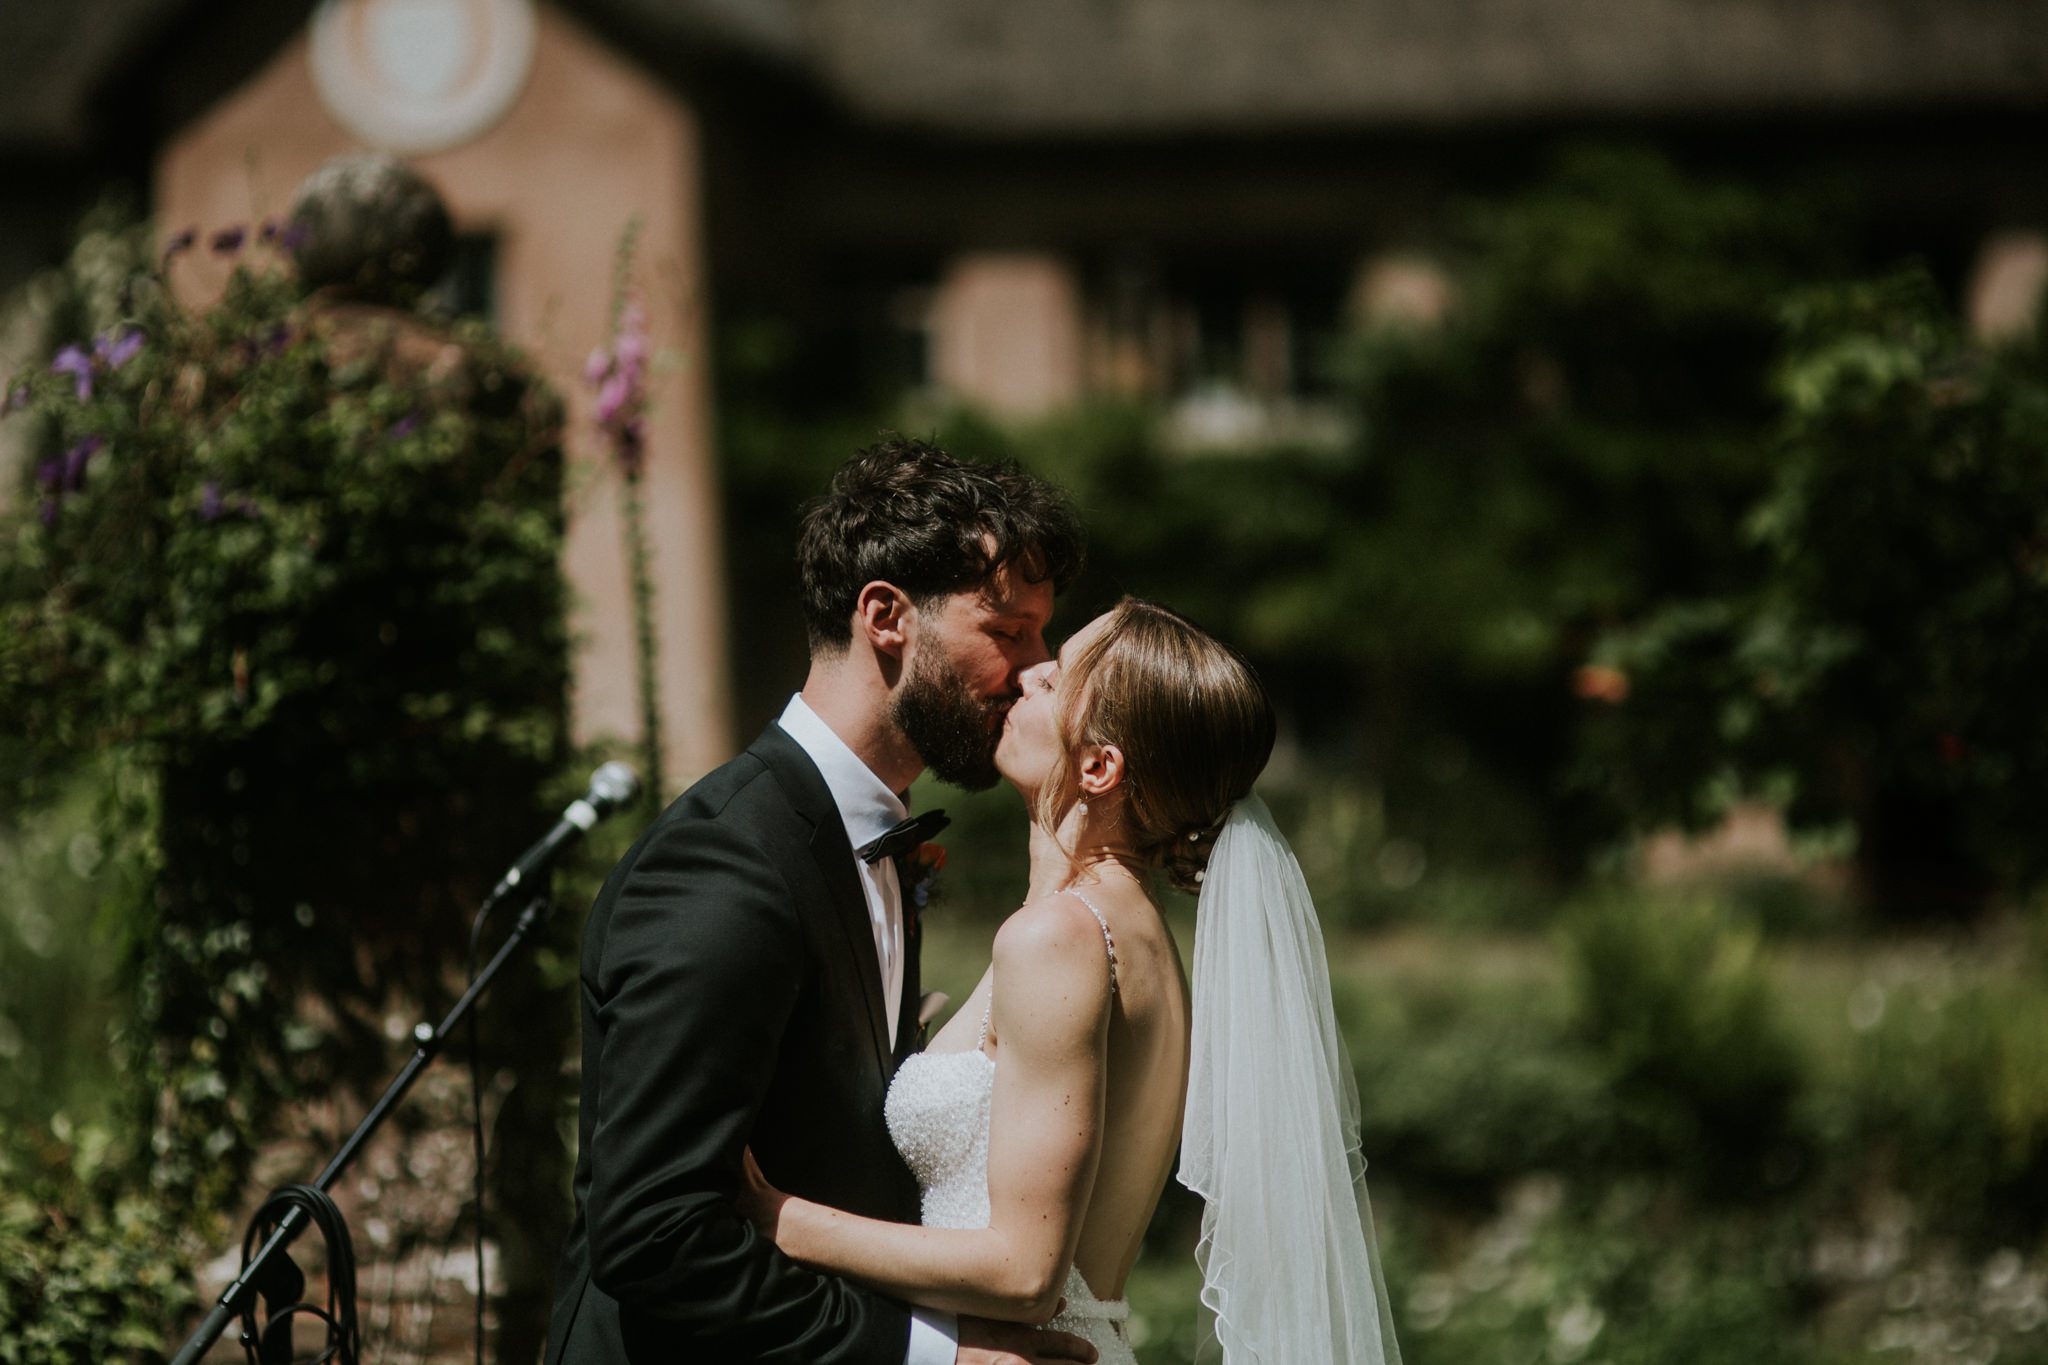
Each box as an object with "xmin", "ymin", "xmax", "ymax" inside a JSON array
[{"xmin": 1076, "ymin": 800, "xmax": 1089, "ymax": 819}]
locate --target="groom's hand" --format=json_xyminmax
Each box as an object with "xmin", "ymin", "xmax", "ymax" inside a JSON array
[{"xmin": 956, "ymin": 1316, "xmax": 1098, "ymax": 1365}]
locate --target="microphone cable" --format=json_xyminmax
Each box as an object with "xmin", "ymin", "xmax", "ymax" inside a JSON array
[{"xmin": 237, "ymin": 1184, "xmax": 360, "ymax": 1365}]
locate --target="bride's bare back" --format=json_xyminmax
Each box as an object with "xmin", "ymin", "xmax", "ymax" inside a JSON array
[{"xmin": 928, "ymin": 873, "xmax": 1189, "ymax": 1303}]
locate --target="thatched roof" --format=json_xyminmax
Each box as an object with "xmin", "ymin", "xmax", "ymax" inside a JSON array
[
  {"xmin": 795, "ymin": 0, "xmax": 2048, "ymax": 132},
  {"xmin": 4, "ymin": 0, "xmax": 2045, "ymax": 157}
]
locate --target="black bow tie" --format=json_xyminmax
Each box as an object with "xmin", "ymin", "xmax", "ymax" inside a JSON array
[{"xmin": 856, "ymin": 809, "xmax": 951, "ymax": 864}]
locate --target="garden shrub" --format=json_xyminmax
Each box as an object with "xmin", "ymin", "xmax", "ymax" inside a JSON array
[
  {"xmin": 1343, "ymin": 967, "xmax": 1620, "ymax": 1188},
  {"xmin": 0, "ymin": 1130, "xmax": 197, "ymax": 1364},
  {"xmin": 1804, "ymin": 973, "xmax": 2048, "ymax": 1238},
  {"xmin": 1400, "ymin": 1179, "xmax": 1816, "ymax": 1365},
  {"xmin": 1562, "ymin": 892, "xmax": 1800, "ymax": 1177},
  {"xmin": 1582, "ymin": 269, "xmax": 2048, "ymax": 912},
  {"xmin": 0, "ymin": 212, "xmax": 574, "ymax": 1358}
]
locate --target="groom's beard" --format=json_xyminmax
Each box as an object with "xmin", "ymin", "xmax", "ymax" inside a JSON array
[{"xmin": 893, "ymin": 644, "xmax": 1007, "ymax": 791}]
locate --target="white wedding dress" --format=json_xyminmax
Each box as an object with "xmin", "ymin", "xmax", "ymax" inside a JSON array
[{"xmin": 885, "ymin": 891, "xmax": 1139, "ymax": 1364}]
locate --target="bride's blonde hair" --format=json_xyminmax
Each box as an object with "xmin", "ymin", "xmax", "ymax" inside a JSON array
[{"xmin": 1037, "ymin": 598, "xmax": 1275, "ymax": 892}]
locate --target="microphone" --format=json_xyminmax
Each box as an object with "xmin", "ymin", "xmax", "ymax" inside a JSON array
[{"xmin": 482, "ymin": 762, "xmax": 641, "ymax": 911}]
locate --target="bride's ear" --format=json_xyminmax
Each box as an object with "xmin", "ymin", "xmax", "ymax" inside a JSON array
[{"xmin": 1076, "ymin": 742, "xmax": 1125, "ymax": 799}]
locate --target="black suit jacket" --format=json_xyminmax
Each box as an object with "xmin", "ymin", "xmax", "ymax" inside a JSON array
[{"xmin": 545, "ymin": 724, "xmax": 928, "ymax": 1365}]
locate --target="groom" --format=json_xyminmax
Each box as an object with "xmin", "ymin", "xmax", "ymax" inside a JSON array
[{"xmin": 544, "ymin": 440, "xmax": 1096, "ymax": 1365}]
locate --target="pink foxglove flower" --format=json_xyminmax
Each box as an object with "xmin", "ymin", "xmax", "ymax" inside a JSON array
[{"xmin": 587, "ymin": 293, "xmax": 653, "ymax": 476}]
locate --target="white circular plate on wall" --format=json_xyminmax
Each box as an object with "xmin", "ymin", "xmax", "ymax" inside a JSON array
[{"xmin": 309, "ymin": 0, "xmax": 539, "ymax": 154}]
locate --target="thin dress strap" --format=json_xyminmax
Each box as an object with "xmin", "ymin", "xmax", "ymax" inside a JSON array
[
  {"xmin": 980, "ymin": 888, "xmax": 1122, "ymax": 1053},
  {"xmin": 1065, "ymin": 889, "xmax": 1120, "ymax": 996}
]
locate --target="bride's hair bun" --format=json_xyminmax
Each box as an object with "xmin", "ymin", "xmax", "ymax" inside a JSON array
[
  {"xmin": 1162, "ymin": 812, "xmax": 1234, "ymax": 895},
  {"xmin": 1040, "ymin": 598, "xmax": 1273, "ymax": 895}
]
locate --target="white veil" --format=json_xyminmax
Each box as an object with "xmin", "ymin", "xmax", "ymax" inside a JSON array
[{"xmin": 1178, "ymin": 794, "xmax": 1401, "ymax": 1365}]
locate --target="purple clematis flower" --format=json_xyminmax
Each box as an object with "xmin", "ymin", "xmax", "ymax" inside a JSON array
[
  {"xmin": 388, "ymin": 411, "xmax": 422, "ymax": 440},
  {"xmin": 96, "ymin": 327, "xmax": 146, "ymax": 371},
  {"xmin": 200, "ymin": 481, "xmax": 225, "ymax": 522},
  {"xmin": 35, "ymin": 458, "xmax": 62, "ymax": 490},
  {"xmin": 62, "ymin": 435, "xmax": 104, "ymax": 491},
  {"xmin": 211, "ymin": 226, "xmax": 246, "ymax": 255},
  {"xmin": 51, "ymin": 345, "xmax": 93, "ymax": 400}
]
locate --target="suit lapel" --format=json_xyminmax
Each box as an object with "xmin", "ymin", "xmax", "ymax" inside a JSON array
[{"xmin": 750, "ymin": 725, "xmax": 894, "ymax": 1074}]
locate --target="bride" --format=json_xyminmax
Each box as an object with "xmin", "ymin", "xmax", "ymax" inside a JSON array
[{"xmin": 741, "ymin": 598, "xmax": 1400, "ymax": 1364}]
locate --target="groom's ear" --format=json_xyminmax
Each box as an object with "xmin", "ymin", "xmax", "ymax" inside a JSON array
[
  {"xmin": 1077, "ymin": 742, "xmax": 1125, "ymax": 798},
  {"xmin": 855, "ymin": 581, "xmax": 911, "ymax": 659}
]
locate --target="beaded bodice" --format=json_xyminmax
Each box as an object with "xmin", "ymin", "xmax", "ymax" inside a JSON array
[{"xmin": 886, "ymin": 1046, "xmax": 996, "ymax": 1230}]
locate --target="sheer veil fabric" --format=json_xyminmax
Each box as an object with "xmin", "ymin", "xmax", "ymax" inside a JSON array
[{"xmin": 1178, "ymin": 794, "xmax": 1401, "ymax": 1364}]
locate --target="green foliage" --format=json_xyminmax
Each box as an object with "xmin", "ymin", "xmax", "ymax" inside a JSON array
[
  {"xmin": 0, "ymin": 1141, "xmax": 199, "ymax": 1365},
  {"xmin": 1584, "ymin": 269, "xmax": 2048, "ymax": 906},
  {"xmin": 1346, "ymin": 956, "xmax": 1620, "ymax": 1186},
  {"xmin": 715, "ymin": 147, "xmax": 1858, "ymax": 924},
  {"xmin": 1562, "ymin": 893, "xmax": 1799, "ymax": 1176},
  {"xmin": 1804, "ymin": 971, "xmax": 2048, "ymax": 1236},
  {"xmin": 1401, "ymin": 1181, "xmax": 1815, "ymax": 1365},
  {"xmin": 0, "ymin": 212, "xmax": 574, "ymax": 1357},
  {"xmin": 1336, "ymin": 888, "xmax": 1801, "ymax": 1194},
  {"xmin": 0, "ymin": 770, "xmax": 130, "ymax": 1138}
]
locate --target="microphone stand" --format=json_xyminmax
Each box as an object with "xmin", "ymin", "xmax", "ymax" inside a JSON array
[{"xmin": 170, "ymin": 892, "xmax": 556, "ymax": 1365}]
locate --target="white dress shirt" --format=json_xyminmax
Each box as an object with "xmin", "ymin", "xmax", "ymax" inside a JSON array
[
  {"xmin": 775, "ymin": 694, "xmax": 958, "ymax": 1365},
  {"xmin": 776, "ymin": 694, "xmax": 909, "ymax": 1040}
]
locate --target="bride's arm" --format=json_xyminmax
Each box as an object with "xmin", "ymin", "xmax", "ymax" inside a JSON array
[{"xmin": 745, "ymin": 898, "xmax": 1113, "ymax": 1323}]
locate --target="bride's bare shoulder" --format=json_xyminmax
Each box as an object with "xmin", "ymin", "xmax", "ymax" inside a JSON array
[{"xmin": 992, "ymin": 893, "xmax": 1118, "ymax": 997}]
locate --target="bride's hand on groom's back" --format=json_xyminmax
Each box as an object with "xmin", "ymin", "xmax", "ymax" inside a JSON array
[
  {"xmin": 956, "ymin": 1314, "xmax": 1098, "ymax": 1365},
  {"xmin": 734, "ymin": 1146, "xmax": 787, "ymax": 1240}
]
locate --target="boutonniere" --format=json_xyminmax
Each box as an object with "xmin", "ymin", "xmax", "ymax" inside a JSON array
[{"xmin": 897, "ymin": 842, "xmax": 947, "ymax": 933}]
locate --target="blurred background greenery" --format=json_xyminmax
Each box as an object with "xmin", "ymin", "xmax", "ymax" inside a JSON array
[
  {"xmin": 714, "ymin": 142, "xmax": 2048, "ymax": 1363},
  {"xmin": 6, "ymin": 141, "xmax": 2048, "ymax": 1363}
]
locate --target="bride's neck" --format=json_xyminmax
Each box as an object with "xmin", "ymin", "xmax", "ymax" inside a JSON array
[{"xmin": 1024, "ymin": 807, "xmax": 1140, "ymax": 902}]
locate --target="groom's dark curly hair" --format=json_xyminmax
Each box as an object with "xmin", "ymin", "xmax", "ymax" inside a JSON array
[{"xmin": 797, "ymin": 436, "xmax": 1085, "ymax": 652}]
